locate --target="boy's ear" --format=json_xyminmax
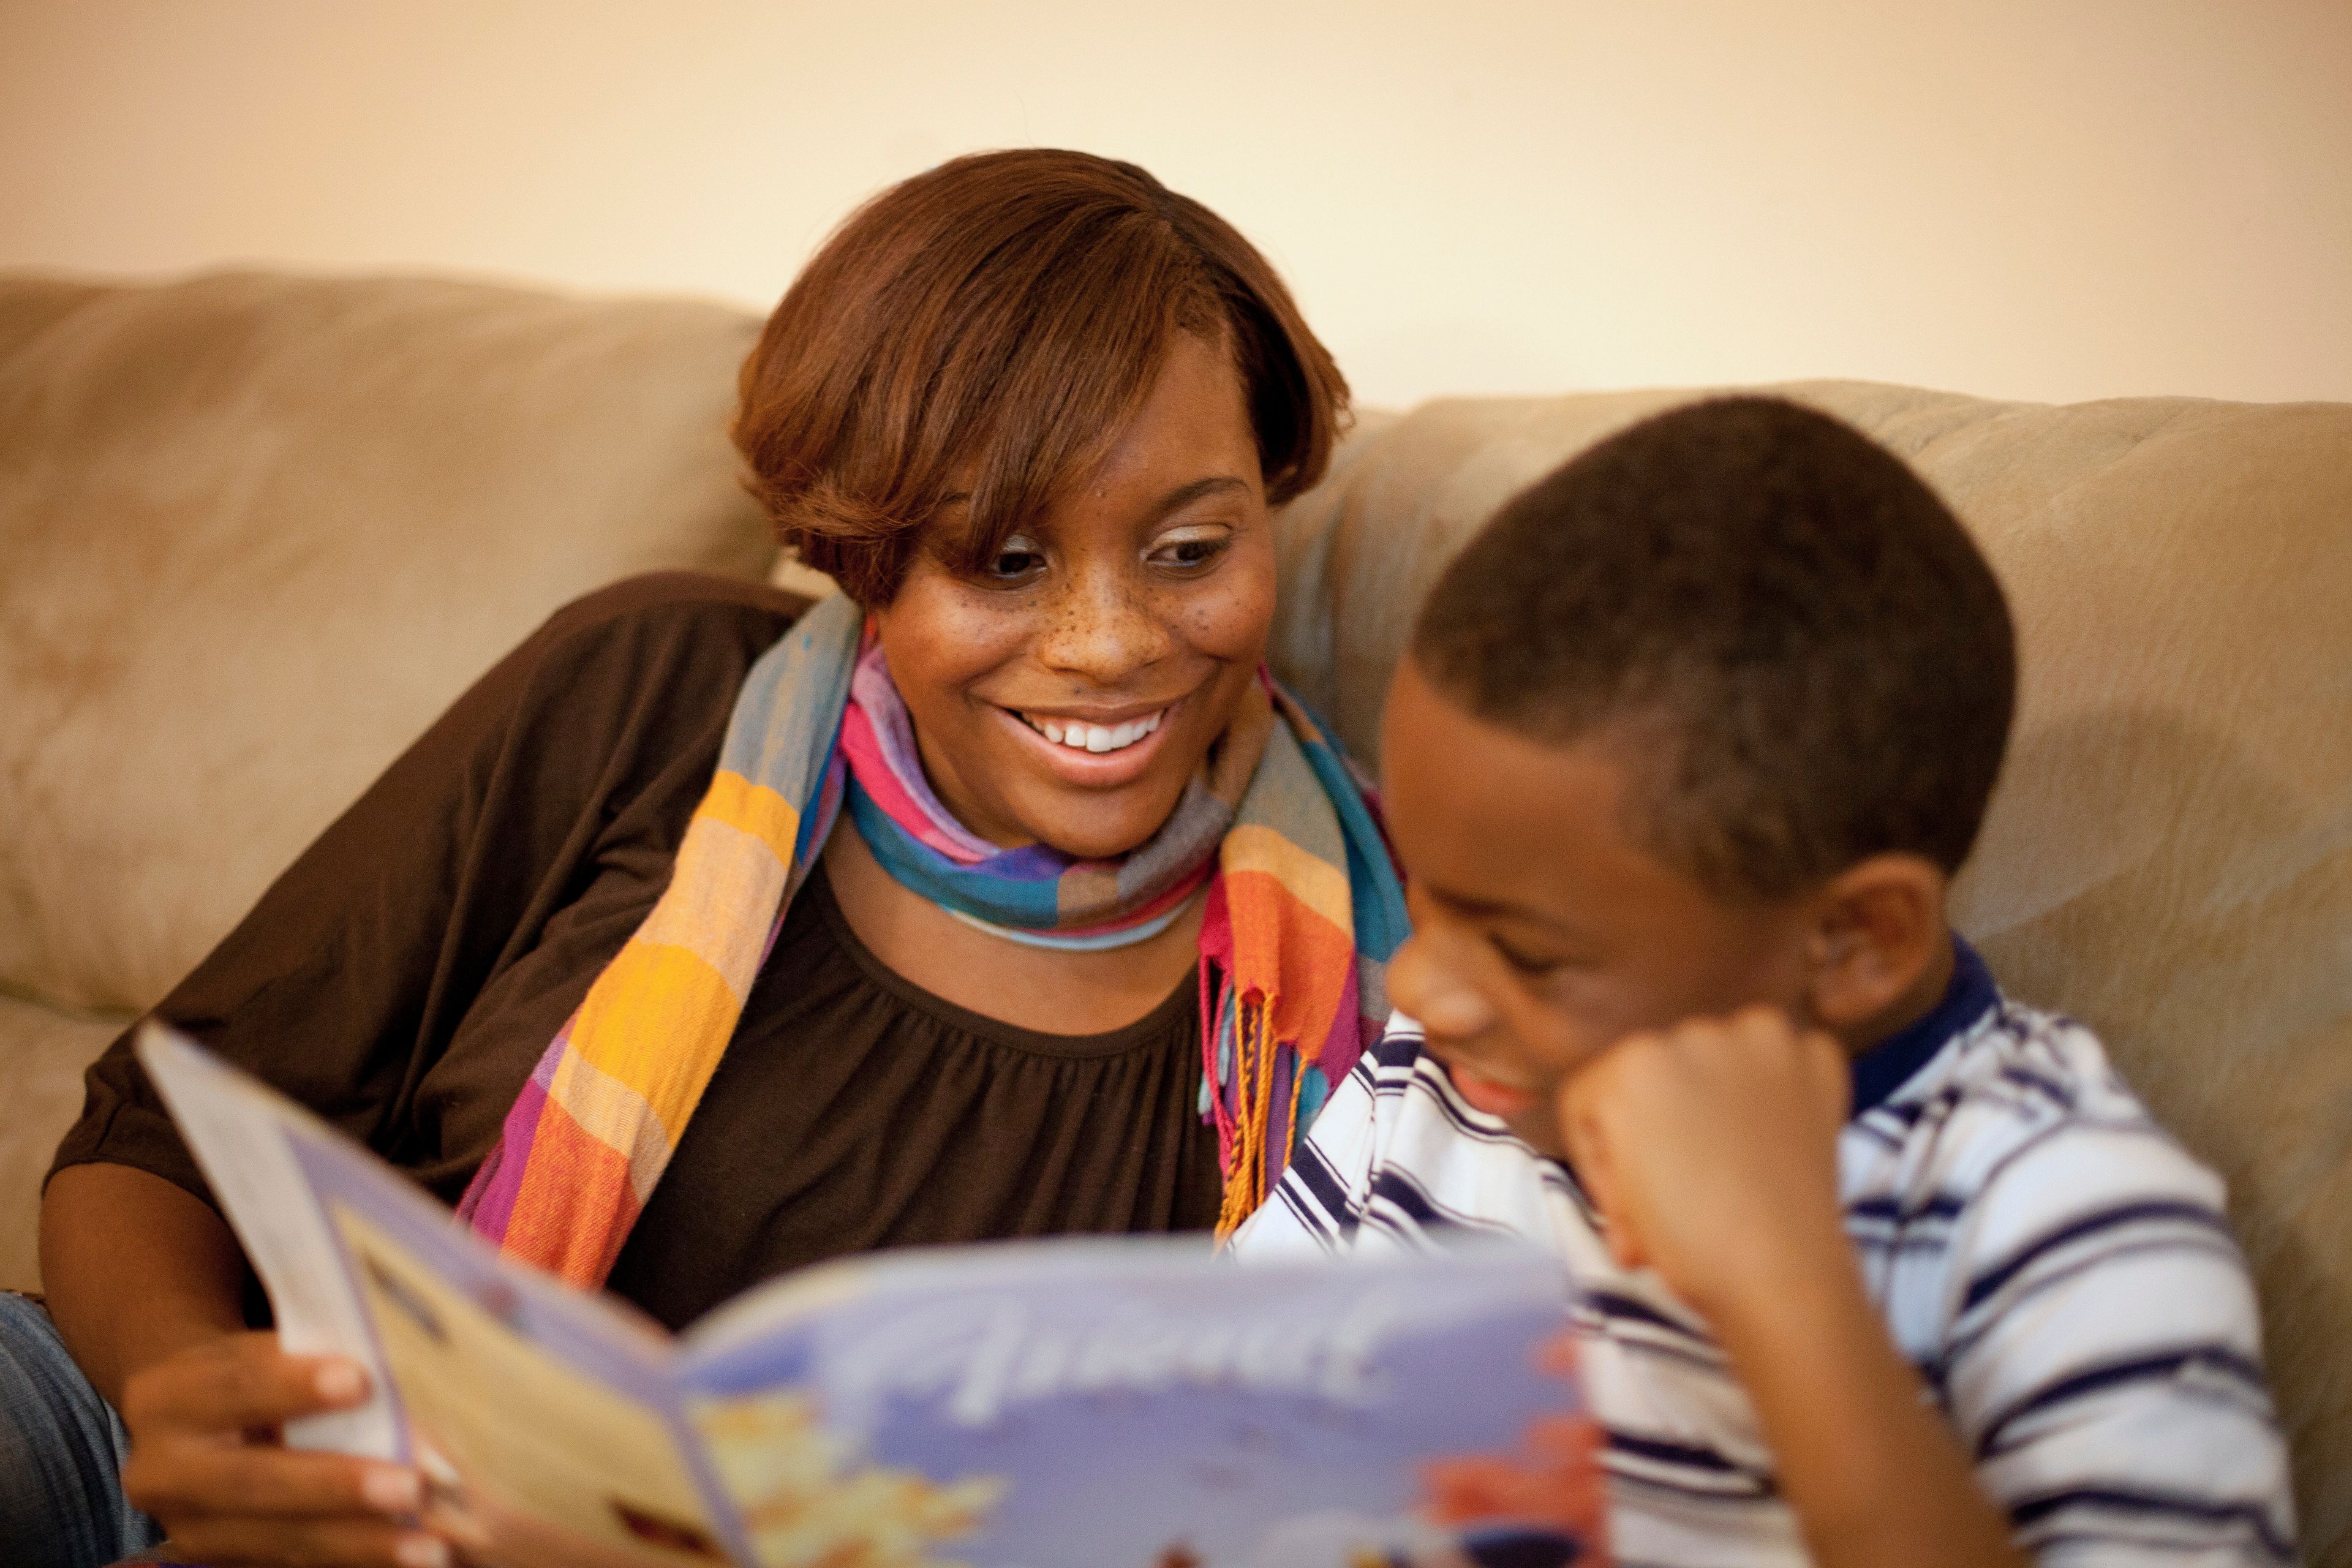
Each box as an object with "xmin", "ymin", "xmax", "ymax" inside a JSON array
[{"xmin": 1803, "ymin": 854, "xmax": 1951, "ymax": 1033}]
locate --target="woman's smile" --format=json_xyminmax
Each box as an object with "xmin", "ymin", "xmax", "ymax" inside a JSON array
[
  {"xmin": 997, "ymin": 694, "xmax": 1185, "ymax": 789},
  {"xmin": 1014, "ymin": 703, "xmax": 1166, "ymax": 754}
]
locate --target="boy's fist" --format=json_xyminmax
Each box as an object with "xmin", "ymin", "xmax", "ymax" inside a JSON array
[{"xmin": 1558, "ymin": 1007, "xmax": 1852, "ymax": 1324}]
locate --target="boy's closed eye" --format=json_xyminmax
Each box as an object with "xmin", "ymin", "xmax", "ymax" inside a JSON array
[{"xmin": 1485, "ymin": 927, "xmax": 1589, "ymax": 979}]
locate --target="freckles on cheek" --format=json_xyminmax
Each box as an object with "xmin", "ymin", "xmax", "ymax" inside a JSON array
[
  {"xmin": 1182, "ymin": 604, "xmax": 1232, "ymax": 650},
  {"xmin": 1184, "ymin": 582, "xmax": 1274, "ymax": 663}
]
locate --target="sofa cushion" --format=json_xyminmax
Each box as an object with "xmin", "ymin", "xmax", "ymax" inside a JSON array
[
  {"xmin": 1272, "ymin": 380, "xmax": 2352, "ymax": 1559},
  {"xmin": 0, "ymin": 272, "xmax": 776, "ymax": 1016}
]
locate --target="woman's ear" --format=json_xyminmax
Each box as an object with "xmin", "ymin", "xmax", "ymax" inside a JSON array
[{"xmin": 1803, "ymin": 854, "xmax": 1952, "ymax": 1033}]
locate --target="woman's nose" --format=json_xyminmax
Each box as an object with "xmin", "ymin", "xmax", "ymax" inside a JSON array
[
  {"xmin": 1389, "ymin": 927, "xmax": 1498, "ymax": 1039},
  {"xmin": 1035, "ymin": 567, "xmax": 1172, "ymax": 685}
]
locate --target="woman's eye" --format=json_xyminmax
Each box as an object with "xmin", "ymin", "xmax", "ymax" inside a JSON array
[
  {"xmin": 1152, "ymin": 534, "xmax": 1229, "ymax": 571},
  {"xmin": 982, "ymin": 540, "xmax": 1047, "ymax": 582}
]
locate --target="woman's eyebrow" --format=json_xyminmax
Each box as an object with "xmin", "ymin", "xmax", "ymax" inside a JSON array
[{"xmin": 1151, "ymin": 475, "xmax": 1250, "ymax": 518}]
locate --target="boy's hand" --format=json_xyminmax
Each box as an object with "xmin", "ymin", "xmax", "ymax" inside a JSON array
[
  {"xmin": 1558, "ymin": 1006, "xmax": 1852, "ymax": 1322},
  {"xmin": 1559, "ymin": 1012, "xmax": 2026, "ymax": 1568}
]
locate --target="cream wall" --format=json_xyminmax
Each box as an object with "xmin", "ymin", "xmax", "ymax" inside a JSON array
[{"xmin": 2, "ymin": 0, "xmax": 2348, "ymax": 410}]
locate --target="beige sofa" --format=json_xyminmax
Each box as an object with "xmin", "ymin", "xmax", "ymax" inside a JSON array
[{"xmin": 4, "ymin": 271, "xmax": 2347, "ymax": 1562}]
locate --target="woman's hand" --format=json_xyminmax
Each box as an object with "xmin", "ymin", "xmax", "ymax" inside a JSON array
[
  {"xmin": 119, "ymin": 1332, "xmax": 445, "ymax": 1568},
  {"xmin": 43, "ymin": 1165, "xmax": 444, "ymax": 1564}
]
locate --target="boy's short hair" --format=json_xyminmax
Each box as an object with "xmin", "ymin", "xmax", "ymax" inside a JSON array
[{"xmin": 1412, "ymin": 396, "xmax": 2016, "ymax": 900}]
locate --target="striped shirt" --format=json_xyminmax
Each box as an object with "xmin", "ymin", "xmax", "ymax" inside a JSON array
[{"xmin": 1234, "ymin": 940, "xmax": 2297, "ymax": 1566}]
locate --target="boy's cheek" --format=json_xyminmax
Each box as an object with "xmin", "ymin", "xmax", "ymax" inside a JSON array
[{"xmin": 1504, "ymin": 1101, "xmax": 1570, "ymax": 1158}]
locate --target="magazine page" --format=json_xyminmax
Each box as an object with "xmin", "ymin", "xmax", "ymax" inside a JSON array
[
  {"xmin": 134, "ymin": 1023, "xmax": 401, "ymax": 1458},
  {"xmin": 676, "ymin": 1238, "xmax": 1608, "ymax": 1568},
  {"xmin": 141, "ymin": 1025, "xmax": 753, "ymax": 1567},
  {"xmin": 279, "ymin": 1120, "xmax": 754, "ymax": 1568}
]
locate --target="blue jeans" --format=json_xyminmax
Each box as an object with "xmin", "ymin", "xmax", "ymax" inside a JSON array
[{"xmin": 0, "ymin": 1291, "xmax": 163, "ymax": 1568}]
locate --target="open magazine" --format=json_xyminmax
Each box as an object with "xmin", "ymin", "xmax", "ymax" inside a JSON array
[{"xmin": 137, "ymin": 1023, "xmax": 1609, "ymax": 1568}]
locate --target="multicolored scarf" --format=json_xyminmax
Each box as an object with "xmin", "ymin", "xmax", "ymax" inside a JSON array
[{"xmin": 457, "ymin": 591, "xmax": 1407, "ymax": 1286}]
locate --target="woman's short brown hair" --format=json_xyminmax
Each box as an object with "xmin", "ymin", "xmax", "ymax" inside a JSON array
[{"xmin": 731, "ymin": 148, "xmax": 1349, "ymax": 605}]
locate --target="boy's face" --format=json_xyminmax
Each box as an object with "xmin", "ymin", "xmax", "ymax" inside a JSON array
[{"xmin": 1380, "ymin": 658, "xmax": 1815, "ymax": 1156}]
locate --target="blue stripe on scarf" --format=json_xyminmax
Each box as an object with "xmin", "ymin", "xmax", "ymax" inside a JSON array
[{"xmin": 846, "ymin": 780, "xmax": 1071, "ymax": 929}]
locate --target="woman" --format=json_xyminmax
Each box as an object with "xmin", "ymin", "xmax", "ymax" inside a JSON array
[{"xmin": 12, "ymin": 149, "xmax": 1404, "ymax": 1568}]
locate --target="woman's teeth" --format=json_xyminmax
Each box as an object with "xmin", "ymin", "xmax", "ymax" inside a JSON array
[{"xmin": 1021, "ymin": 709, "xmax": 1165, "ymax": 754}]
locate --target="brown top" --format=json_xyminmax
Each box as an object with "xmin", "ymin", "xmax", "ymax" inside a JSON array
[{"xmin": 51, "ymin": 573, "xmax": 1223, "ymax": 1332}]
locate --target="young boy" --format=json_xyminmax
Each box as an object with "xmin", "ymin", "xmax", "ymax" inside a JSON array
[{"xmin": 1235, "ymin": 399, "xmax": 2296, "ymax": 1567}]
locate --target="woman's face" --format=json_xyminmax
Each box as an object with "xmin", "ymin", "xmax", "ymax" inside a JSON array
[{"xmin": 873, "ymin": 332, "xmax": 1278, "ymax": 860}]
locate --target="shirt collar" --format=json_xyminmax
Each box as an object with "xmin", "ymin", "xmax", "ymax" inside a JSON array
[{"xmin": 1847, "ymin": 934, "xmax": 1999, "ymax": 1118}]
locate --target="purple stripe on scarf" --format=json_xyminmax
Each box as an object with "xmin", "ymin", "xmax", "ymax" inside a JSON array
[
  {"xmin": 986, "ymin": 842, "xmax": 1072, "ymax": 880},
  {"xmin": 849, "ymin": 643, "xmax": 1001, "ymax": 862},
  {"xmin": 1313, "ymin": 956, "xmax": 1369, "ymax": 1090},
  {"xmin": 460, "ymin": 1072, "xmax": 548, "ymax": 1243},
  {"xmin": 1261, "ymin": 1048, "xmax": 1297, "ymax": 1197}
]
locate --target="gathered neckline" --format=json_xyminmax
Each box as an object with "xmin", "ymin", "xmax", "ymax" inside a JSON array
[{"xmin": 802, "ymin": 860, "xmax": 1198, "ymax": 1061}]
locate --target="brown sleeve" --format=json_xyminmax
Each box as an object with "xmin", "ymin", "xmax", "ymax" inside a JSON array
[{"xmin": 47, "ymin": 571, "xmax": 811, "ymax": 1212}]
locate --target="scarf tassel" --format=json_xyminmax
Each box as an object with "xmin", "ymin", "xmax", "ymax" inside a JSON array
[{"xmin": 1207, "ymin": 976, "xmax": 1310, "ymax": 1243}]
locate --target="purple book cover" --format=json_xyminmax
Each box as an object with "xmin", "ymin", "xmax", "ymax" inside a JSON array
[
  {"xmin": 677, "ymin": 1242, "xmax": 1610, "ymax": 1568},
  {"xmin": 203, "ymin": 1082, "xmax": 1610, "ymax": 1568}
]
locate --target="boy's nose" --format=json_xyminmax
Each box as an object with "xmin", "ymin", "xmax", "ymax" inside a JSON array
[{"xmin": 1389, "ymin": 928, "xmax": 1499, "ymax": 1039}]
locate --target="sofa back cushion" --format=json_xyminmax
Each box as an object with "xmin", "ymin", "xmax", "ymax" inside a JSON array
[
  {"xmin": 0, "ymin": 272, "xmax": 776, "ymax": 1015},
  {"xmin": 1271, "ymin": 380, "xmax": 2352, "ymax": 1558},
  {"xmin": 6, "ymin": 272, "xmax": 2345, "ymax": 1555}
]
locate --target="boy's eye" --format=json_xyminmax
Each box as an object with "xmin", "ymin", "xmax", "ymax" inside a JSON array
[{"xmin": 1488, "ymin": 933, "xmax": 1564, "ymax": 976}]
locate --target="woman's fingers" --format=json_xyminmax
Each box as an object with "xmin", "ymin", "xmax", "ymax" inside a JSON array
[
  {"xmin": 116, "ymin": 1330, "xmax": 441, "ymax": 1567},
  {"xmin": 124, "ymin": 1442, "xmax": 421, "ymax": 1521},
  {"xmin": 162, "ymin": 1514, "xmax": 450, "ymax": 1568},
  {"xmin": 122, "ymin": 1332, "xmax": 371, "ymax": 1434}
]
